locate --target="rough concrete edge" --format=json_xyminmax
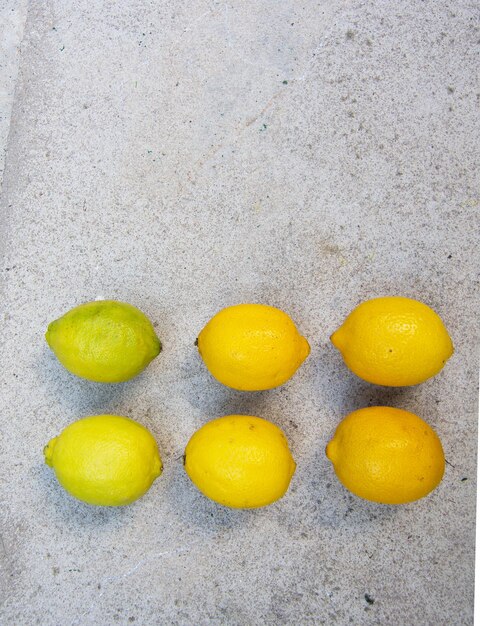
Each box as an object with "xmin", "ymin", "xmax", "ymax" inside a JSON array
[
  {"xmin": 0, "ymin": 0, "xmax": 29, "ymax": 184},
  {"xmin": 0, "ymin": 0, "xmax": 29, "ymax": 610},
  {"xmin": 0, "ymin": 0, "xmax": 29, "ymax": 304},
  {"xmin": 0, "ymin": 1, "xmax": 25, "ymax": 178},
  {"xmin": 0, "ymin": 0, "xmax": 30, "ymax": 262}
]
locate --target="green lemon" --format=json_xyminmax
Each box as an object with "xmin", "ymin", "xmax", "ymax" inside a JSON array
[
  {"xmin": 46, "ymin": 300, "xmax": 161, "ymax": 382},
  {"xmin": 44, "ymin": 414, "xmax": 162, "ymax": 506}
]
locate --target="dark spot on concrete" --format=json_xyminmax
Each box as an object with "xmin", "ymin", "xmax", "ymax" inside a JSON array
[
  {"xmin": 52, "ymin": 567, "xmax": 60, "ymax": 575},
  {"xmin": 364, "ymin": 593, "xmax": 375, "ymax": 605},
  {"xmin": 194, "ymin": 337, "xmax": 198, "ymax": 346},
  {"xmin": 346, "ymin": 29, "xmax": 355, "ymax": 40},
  {"xmin": 447, "ymin": 254, "xmax": 452, "ymax": 259},
  {"xmin": 461, "ymin": 477, "xmax": 468, "ymax": 481},
  {"xmin": 182, "ymin": 454, "xmax": 186, "ymax": 466},
  {"xmin": 447, "ymin": 86, "xmax": 455, "ymax": 94},
  {"xmin": 128, "ymin": 618, "xmax": 136, "ymax": 623}
]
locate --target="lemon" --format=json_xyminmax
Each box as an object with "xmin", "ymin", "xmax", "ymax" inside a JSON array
[
  {"xmin": 326, "ymin": 406, "xmax": 445, "ymax": 504},
  {"xmin": 184, "ymin": 415, "xmax": 296, "ymax": 508},
  {"xmin": 44, "ymin": 415, "xmax": 162, "ymax": 506},
  {"xmin": 331, "ymin": 296, "xmax": 453, "ymax": 386},
  {"xmin": 197, "ymin": 304, "xmax": 310, "ymax": 391},
  {"xmin": 46, "ymin": 300, "xmax": 161, "ymax": 383}
]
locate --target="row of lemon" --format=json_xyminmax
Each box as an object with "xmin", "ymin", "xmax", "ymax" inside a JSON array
[{"xmin": 44, "ymin": 297, "xmax": 453, "ymax": 507}]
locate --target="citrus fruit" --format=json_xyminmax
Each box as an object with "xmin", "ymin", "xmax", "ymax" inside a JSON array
[
  {"xmin": 326, "ymin": 406, "xmax": 445, "ymax": 504},
  {"xmin": 196, "ymin": 304, "xmax": 310, "ymax": 390},
  {"xmin": 46, "ymin": 300, "xmax": 161, "ymax": 383},
  {"xmin": 184, "ymin": 415, "xmax": 296, "ymax": 508},
  {"xmin": 44, "ymin": 414, "xmax": 162, "ymax": 506},
  {"xmin": 330, "ymin": 296, "xmax": 453, "ymax": 386}
]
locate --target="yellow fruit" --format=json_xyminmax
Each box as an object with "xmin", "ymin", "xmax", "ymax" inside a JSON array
[
  {"xmin": 184, "ymin": 415, "xmax": 296, "ymax": 508},
  {"xmin": 197, "ymin": 304, "xmax": 310, "ymax": 391},
  {"xmin": 326, "ymin": 406, "xmax": 445, "ymax": 504},
  {"xmin": 46, "ymin": 300, "xmax": 161, "ymax": 383},
  {"xmin": 44, "ymin": 415, "xmax": 162, "ymax": 506},
  {"xmin": 331, "ymin": 296, "xmax": 453, "ymax": 386}
]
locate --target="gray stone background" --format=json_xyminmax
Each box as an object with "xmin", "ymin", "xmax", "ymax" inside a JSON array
[{"xmin": 0, "ymin": 1, "xmax": 478, "ymax": 624}]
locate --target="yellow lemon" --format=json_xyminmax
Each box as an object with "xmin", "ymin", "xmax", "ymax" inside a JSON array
[
  {"xmin": 197, "ymin": 304, "xmax": 310, "ymax": 390},
  {"xmin": 331, "ymin": 296, "xmax": 453, "ymax": 386},
  {"xmin": 326, "ymin": 406, "xmax": 445, "ymax": 504},
  {"xmin": 184, "ymin": 415, "xmax": 296, "ymax": 508},
  {"xmin": 46, "ymin": 300, "xmax": 161, "ymax": 383},
  {"xmin": 44, "ymin": 415, "xmax": 162, "ymax": 506}
]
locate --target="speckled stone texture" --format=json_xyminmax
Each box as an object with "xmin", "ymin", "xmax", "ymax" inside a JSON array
[
  {"xmin": 0, "ymin": 0, "xmax": 28, "ymax": 182},
  {"xmin": 0, "ymin": 1, "xmax": 478, "ymax": 625}
]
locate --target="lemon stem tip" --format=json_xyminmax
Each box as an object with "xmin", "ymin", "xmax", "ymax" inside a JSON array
[
  {"xmin": 325, "ymin": 440, "xmax": 337, "ymax": 462},
  {"xmin": 44, "ymin": 437, "xmax": 58, "ymax": 467}
]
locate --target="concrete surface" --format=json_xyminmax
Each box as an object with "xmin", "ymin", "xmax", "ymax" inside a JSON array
[
  {"xmin": 0, "ymin": 0, "xmax": 28, "ymax": 183},
  {"xmin": 0, "ymin": 1, "xmax": 478, "ymax": 624}
]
